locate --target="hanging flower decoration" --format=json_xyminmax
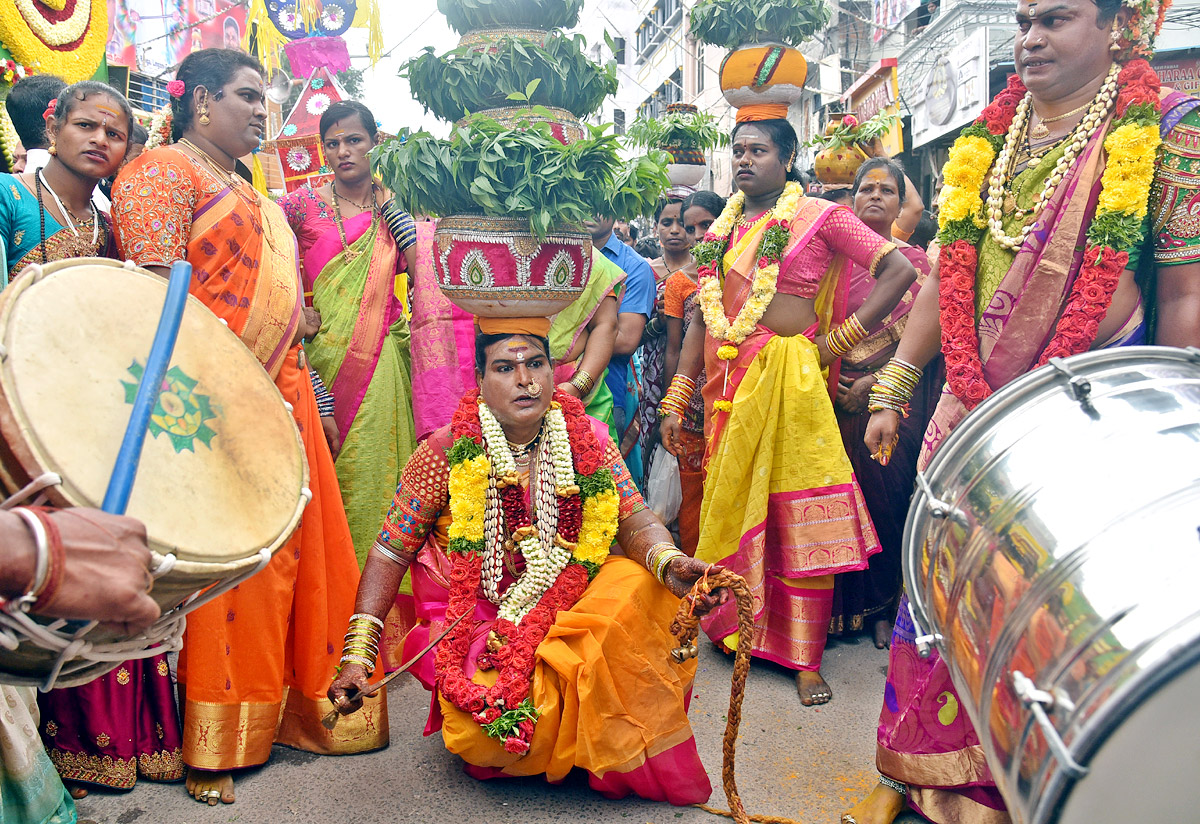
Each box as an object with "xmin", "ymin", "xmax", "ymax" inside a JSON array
[
  {"xmin": 1, "ymin": 58, "xmax": 33, "ymax": 85},
  {"xmin": 0, "ymin": 0, "xmax": 108, "ymax": 82},
  {"xmin": 306, "ymin": 93, "xmax": 331, "ymax": 116},
  {"xmin": 692, "ymin": 180, "xmax": 804, "ymax": 419},
  {"xmin": 146, "ymin": 104, "xmax": 172, "ymax": 151},
  {"xmin": 935, "ymin": 58, "xmax": 1162, "ymax": 411},
  {"xmin": 286, "ymin": 146, "xmax": 312, "ymax": 172},
  {"xmin": 435, "ymin": 389, "xmax": 618, "ymax": 755}
]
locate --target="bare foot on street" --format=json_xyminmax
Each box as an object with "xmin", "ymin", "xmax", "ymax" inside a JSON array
[
  {"xmin": 186, "ymin": 767, "xmax": 235, "ymax": 805},
  {"xmin": 874, "ymin": 619, "xmax": 892, "ymax": 649},
  {"xmin": 841, "ymin": 783, "xmax": 906, "ymax": 824},
  {"xmin": 796, "ymin": 670, "xmax": 832, "ymax": 706}
]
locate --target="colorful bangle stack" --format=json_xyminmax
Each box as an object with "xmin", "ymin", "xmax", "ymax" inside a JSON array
[
  {"xmin": 310, "ymin": 369, "xmax": 336, "ymax": 417},
  {"xmin": 659, "ymin": 374, "xmax": 697, "ymax": 419},
  {"xmin": 8, "ymin": 507, "xmax": 66, "ymax": 614},
  {"xmin": 867, "ymin": 358, "xmax": 923, "ymax": 416},
  {"xmin": 339, "ymin": 612, "xmax": 383, "ymax": 676},
  {"xmin": 826, "ymin": 314, "xmax": 869, "ymax": 359},
  {"xmin": 645, "ymin": 541, "xmax": 685, "ymax": 585},
  {"xmin": 569, "ymin": 369, "xmax": 595, "ymax": 397}
]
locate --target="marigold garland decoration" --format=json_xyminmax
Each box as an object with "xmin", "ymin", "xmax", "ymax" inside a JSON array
[
  {"xmin": 436, "ymin": 389, "xmax": 619, "ymax": 755},
  {"xmin": 0, "ymin": 0, "xmax": 107, "ymax": 82},
  {"xmin": 692, "ymin": 180, "xmax": 804, "ymax": 417},
  {"xmin": 935, "ymin": 59, "xmax": 1162, "ymax": 411}
]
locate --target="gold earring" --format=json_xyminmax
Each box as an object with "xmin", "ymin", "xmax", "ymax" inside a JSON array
[
  {"xmin": 48, "ymin": 139, "xmax": 57, "ymax": 156},
  {"xmin": 198, "ymin": 104, "xmax": 210, "ymax": 126}
]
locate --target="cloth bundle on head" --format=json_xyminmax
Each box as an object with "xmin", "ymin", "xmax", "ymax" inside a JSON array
[
  {"xmin": 667, "ymin": 184, "xmax": 698, "ymax": 201},
  {"xmin": 476, "ymin": 316, "xmax": 552, "ymax": 338}
]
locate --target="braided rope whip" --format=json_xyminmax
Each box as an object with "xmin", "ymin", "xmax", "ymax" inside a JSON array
[{"xmin": 671, "ymin": 568, "xmax": 806, "ymax": 824}]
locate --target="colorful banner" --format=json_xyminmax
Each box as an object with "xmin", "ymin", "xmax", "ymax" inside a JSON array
[
  {"xmin": 873, "ymin": 0, "xmax": 922, "ymax": 42},
  {"xmin": 107, "ymin": 0, "xmax": 247, "ymax": 75}
]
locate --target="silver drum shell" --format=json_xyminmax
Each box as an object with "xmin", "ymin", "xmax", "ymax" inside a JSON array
[{"xmin": 903, "ymin": 346, "xmax": 1200, "ymax": 824}]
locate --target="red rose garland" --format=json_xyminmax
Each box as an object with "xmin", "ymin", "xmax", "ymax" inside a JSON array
[{"xmin": 937, "ymin": 61, "xmax": 1161, "ymax": 411}]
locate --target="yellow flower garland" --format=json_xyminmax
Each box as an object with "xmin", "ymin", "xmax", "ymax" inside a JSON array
[
  {"xmin": 0, "ymin": 0, "xmax": 107, "ymax": 82},
  {"xmin": 698, "ymin": 181, "xmax": 805, "ymax": 347},
  {"xmin": 573, "ymin": 489, "xmax": 618, "ymax": 567},
  {"xmin": 448, "ymin": 454, "xmax": 489, "ymax": 543},
  {"xmin": 1097, "ymin": 123, "xmax": 1159, "ymax": 218}
]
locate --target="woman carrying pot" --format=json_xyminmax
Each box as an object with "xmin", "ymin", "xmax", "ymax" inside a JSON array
[{"xmin": 659, "ymin": 116, "xmax": 917, "ymax": 706}]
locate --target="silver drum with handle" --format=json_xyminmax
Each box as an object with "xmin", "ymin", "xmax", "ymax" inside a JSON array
[{"xmin": 904, "ymin": 346, "xmax": 1200, "ymax": 824}]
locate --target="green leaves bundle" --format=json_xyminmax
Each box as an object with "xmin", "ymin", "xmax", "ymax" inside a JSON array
[
  {"xmin": 405, "ymin": 34, "xmax": 617, "ymax": 120},
  {"xmin": 689, "ymin": 0, "xmax": 830, "ymax": 49},
  {"xmin": 437, "ymin": 0, "xmax": 584, "ymax": 36},
  {"xmin": 373, "ymin": 113, "xmax": 669, "ymax": 236},
  {"xmin": 624, "ymin": 109, "xmax": 730, "ymax": 152},
  {"xmin": 805, "ymin": 113, "xmax": 898, "ymax": 152}
]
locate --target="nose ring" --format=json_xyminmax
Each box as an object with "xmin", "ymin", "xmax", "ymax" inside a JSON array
[{"xmin": 526, "ymin": 381, "xmax": 543, "ymax": 399}]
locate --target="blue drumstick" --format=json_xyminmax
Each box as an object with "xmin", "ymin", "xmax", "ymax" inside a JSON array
[{"xmin": 102, "ymin": 261, "xmax": 193, "ymax": 515}]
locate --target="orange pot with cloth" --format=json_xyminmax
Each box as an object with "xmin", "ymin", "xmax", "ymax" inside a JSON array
[{"xmin": 719, "ymin": 43, "xmax": 808, "ymax": 120}]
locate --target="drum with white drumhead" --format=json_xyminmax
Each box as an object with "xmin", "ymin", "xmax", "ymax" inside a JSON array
[
  {"xmin": 0, "ymin": 258, "xmax": 309, "ymax": 689},
  {"xmin": 904, "ymin": 346, "xmax": 1200, "ymax": 824}
]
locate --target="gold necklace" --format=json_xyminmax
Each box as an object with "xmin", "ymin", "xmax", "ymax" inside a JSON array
[
  {"xmin": 736, "ymin": 209, "xmax": 770, "ymax": 230},
  {"xmin": 333, "ymin": 181, "xmax": 377, "ymax": 211},
  {"xmin": 179, "ymin": 138, "xmax": 278, "ymax": 254},
  {"xmin": 330, "ymin": 180, "xmax": 377, "ymax": 262},
  {"xmin": 1028, "ymin": 101, "xmax": 1091, "ymax": 140}
]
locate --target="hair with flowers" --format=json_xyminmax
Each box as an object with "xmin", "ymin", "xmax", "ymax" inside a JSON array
[
  {"xmin": 1113, "ymin": 0, "xmax": 1172, "ymax": 60},
  {"xmin": 167, "ymin": 80, "xmax": 186, "ymax": 98}
]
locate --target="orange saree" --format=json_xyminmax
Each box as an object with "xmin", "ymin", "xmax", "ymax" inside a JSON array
[{"xmin": 111, "ymin": 147, "xmax": 387, "ymax": 769}]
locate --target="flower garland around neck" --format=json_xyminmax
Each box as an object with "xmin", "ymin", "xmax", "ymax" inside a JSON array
[
  {"xmin": 935, "ymin": 58, "xmax": 1162, "ymax": 411},
  {"xmin": 435, "ymin": 388, "xmax": 619, "ymax": 755},
  {"xmin": 692, "ymin": 180, "xmax": 804, "ymax": 412}
]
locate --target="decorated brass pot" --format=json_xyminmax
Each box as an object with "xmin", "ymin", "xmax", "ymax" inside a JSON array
[{"xmin": 433, "ymin": 215, "xmax": 593, "ymax": 317}]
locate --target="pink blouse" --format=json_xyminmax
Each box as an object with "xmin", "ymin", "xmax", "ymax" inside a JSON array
[{"xmin": 736, "ymin": 205, "xmax": 894, "ymax": 300}]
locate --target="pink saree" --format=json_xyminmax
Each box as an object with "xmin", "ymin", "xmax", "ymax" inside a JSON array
[{"xmin": 408, "ymin": 219, "xmax": 478, "ymax": 442}]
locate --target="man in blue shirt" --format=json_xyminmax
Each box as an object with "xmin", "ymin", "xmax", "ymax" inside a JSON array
[{"xmin": 584, "ymin": 213, "xmax": 655, "ymax": 484}]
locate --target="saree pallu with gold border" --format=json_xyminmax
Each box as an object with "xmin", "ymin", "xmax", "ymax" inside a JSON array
[
  {"xmin": 377, "ymin": 424, "xmax": 711, "ymax": 805},
  {"xmin": 278, "ymin": 186, "xmax": 417, "ymax": 568},
  {"xmin": 696, "ymin": 198, "xmax": 881, "ymax": 671},
  {"xmin": 112, "ymin": 147, "xmax": 387, "ymax": 770},
  {"xmin": 877, "ymin": 118, "xmax": 1149, "ymax": 824}
]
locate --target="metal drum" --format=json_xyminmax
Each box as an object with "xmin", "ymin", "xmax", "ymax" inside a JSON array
[{"xmin": 904, "ymin": 346, "xmax": 1200, "ymax": 824}]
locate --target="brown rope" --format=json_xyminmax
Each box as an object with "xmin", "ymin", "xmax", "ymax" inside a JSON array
[{"xmin": 671, "ymin": 569, "xmax": 807, "ymax": 824}]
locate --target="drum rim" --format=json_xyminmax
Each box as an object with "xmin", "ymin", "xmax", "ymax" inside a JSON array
[
  {"xmin": 903, "ymin": 346, "xmax": 1200, "ymax": 641},
  {"xmin": 1032, "ymin": 616, "xmax": 1200, "ymax": 824},
  {"xmin": 0, "ymin": 258, "xmax": 310, "ymax": 564}
]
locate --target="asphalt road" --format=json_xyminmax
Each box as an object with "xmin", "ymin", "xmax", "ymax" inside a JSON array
[{"xmin": 76, "ymin": 633, "xmax": 929, "ymax": 824}]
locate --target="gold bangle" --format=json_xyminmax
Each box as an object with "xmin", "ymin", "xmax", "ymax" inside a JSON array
[{"xmin": 569, "ymin": 369, "xmax": 595, "ymax": 395}]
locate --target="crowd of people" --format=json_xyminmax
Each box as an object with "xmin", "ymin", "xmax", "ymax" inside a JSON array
[{"xmin": 0, "ymin": 0, "xmax": 1195, "ymax": 820}]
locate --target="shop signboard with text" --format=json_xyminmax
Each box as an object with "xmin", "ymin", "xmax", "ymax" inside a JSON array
[{"xmin": 911, "ymin": 27, "xmax": 989, "ymax": 149}]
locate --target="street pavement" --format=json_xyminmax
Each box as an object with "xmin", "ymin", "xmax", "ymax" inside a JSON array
[{"xmin": 76, "ymin": 633, "xmax": 929, "ymax": 824}]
